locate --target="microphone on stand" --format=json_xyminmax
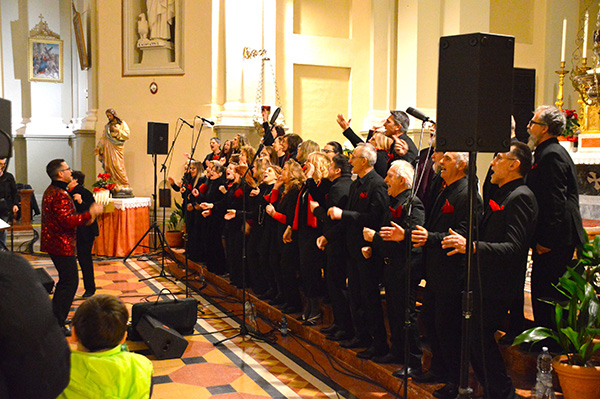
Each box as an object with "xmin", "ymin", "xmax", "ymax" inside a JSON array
[
  {"xmin": 269, "ymin": 107, "xmax": 281, "ymax": 125},
  {"xmin": 406, "ymin": 107, "xmax": 435, "ymax": 124},
  {"xmin": 179, "ymin": 118, "xmax": 194, "ymax": 128},
  {"xmin": 263, "ymin": 107, "xmax": 281, "ymax": 147},
  {"xmin": 197, "ymin": 117, "xmax": 215, "ymax": 126}
]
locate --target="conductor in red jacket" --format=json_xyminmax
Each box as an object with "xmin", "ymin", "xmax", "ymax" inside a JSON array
[{"xmin": 41, "ymin": 159, "xmax": 102, "ymax": 335}]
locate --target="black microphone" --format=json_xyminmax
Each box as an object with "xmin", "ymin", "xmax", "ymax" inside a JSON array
[
  {"xmin": 406, "ymin": 107, "xmax": 434, "ymax": 123},
  {"xmin": 179, "ymin": 118, "xmax": 193, "ymax": 128},
  {"xmin": 197, "ymin": 116, "xmax": 215, "ymax": 126},
  {"xmin": 270, "ymin": 107, "xmax": 281, "ymax": 125}
]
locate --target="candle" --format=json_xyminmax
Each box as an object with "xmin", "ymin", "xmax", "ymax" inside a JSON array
[
  {"xmin": 584, "ymin": 11, "xmax": 589, "ymax": 59},
  {"xmin": 562, "ymin": 18, "xmax": 567, "ymax": 63}
]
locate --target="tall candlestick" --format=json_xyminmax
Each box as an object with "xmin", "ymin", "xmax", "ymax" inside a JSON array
[
  {"xmin": 584, "ymin": 11, "xmax": 589, "ymax": 59},
  {"xmin": 562, "ymin": 18, "xmax": 567, "ymax": 63}
]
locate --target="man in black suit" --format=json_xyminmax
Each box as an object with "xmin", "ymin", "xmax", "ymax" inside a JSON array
[
  {"xmin": 442, "ymin": 142, "xmax": 538, "ymax": 399},
  {"xmin": 313, "ymin": 154, "xmax": 354, "ymax": 342},
  {"xmin": 328, "ymin": 143, "xmax": 390, "ymax": 360},
  {"xmin": 363, "ymin": 160, "xmax": 425, "ymax": 370},
  {"xmin": 411, "ymin": 152, "xmax": 481, "ymax": 399},
  {"xmin": 336, "ymin": 110, "xmax": 418, "ymax": 168},
  {"xmin": 525, "ymin": 105, "xmax": 585, "ymax": 331}
]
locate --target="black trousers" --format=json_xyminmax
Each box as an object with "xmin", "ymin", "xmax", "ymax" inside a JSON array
[
  {"xmin": 531, "ymin": 245, "xmax": 575, "ymax": 329},
  {"xmin": 421, "ymin": 288, "xmax": 462, "ymax": 384},
  {"xmin": 50, "ymin": 255, "xmax": 79, "ymax": 326},
  {"xmin": 76, "ymin": 234, "xmax": 96, "ymax": 293},
  {"xmin": 298, "ymin": 227, "xmax": 325, "ymax": 298},
  {"xmin": 470, "ymin": 297, "xmax": 517, "ymax": 399},
  {"xmin": 383, "ymin": 261, "xmax": 422, "ymax": 367},
  {"xmin": 279, "ymin": 239, "xmax": 302, "ymax": 308},
  {"xmin": 348, "ymin": 255, "xmax": 388, "ymax": 354},
  {"xmin": 325, "ymin": 243, "xmax": 353, "ymax": 334}
]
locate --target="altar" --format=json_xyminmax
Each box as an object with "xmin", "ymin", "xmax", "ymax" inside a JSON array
[{"xmin": 93, "ymin": 197, "xmax": 152, "ymax": 257}]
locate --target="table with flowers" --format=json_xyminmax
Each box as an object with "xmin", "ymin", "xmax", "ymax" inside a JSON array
[{"xmin": 93, "ymin": 197, "xmax": 152, "ymax": 257}]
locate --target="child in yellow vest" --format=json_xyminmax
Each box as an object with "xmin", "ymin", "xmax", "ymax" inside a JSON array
[{"xmin": 59, "ymin": 295, "xmax": 153, "ymax": 398}]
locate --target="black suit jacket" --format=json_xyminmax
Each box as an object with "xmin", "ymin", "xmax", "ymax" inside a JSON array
[
  {"xmin": 424, "ymin": 177, "xmax": 481, "ymax": 293},
  {"xmin": 372, "ymin": 189, "xmax": 425, "ymax": 274},
  {"xmin": 69, "ymin": 184, "xmax": 99, "ymax": 241},
  {"xmin": 340, "ymin": 169, "xmax": 389, "ymax": 259},
  {"xmin": 526, "ymin": 137, "xmax": 585, "ymax": 249},
  {"xmin": 476, "ymin": 178, "xmax": 538, "ymax": 300},
  {"xmin": 314, "ymin": 175, "xmax": 352, "ymax": 246}
]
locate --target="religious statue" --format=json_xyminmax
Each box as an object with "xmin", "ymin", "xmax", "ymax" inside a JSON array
[
  {"xmin": 95, "ymin": 109, "xmax": 134, "ymax": 197},
  {"xmin": 146, "ymin": 0, "xmax": 175, "ymax": 40}
]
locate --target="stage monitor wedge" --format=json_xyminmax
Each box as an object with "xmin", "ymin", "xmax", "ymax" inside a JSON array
[
  {"xmin": 436, "ymin": 33, "xmax": 515, "ymax": 153},
  {"xmin": 147, "ymin": 122, "xmax": 169, "ymax": 155}
]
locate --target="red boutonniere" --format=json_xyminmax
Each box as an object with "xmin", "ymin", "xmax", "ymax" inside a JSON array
[
  {"xmin": 325, "ymin": 194, "xmax": 329, "ymax": 201},
  {"xmin": 359, "ymin": 192, "xmax": 368, "ymax": 199},
  {"xmin": 489, "ymin": 199, "xmax": 504, "ymax": 212},
  {"xmin": 387, "ymin": 153, "xmax": 394, "ymax": 162},
  {"xmin": 234, "ymin": 188, "xmax": 243, "ymax": 198},
  {"xmin": 441, "ymin": 199, "xmax": 454, "ymax": 214},
  {"xmin": 187, "ymin": 184, "xmax": 193, "ymax": 191},
  {"xmin": 532, "ymin": 163, "xmax": 538, "ymax": 170},
  {"xmin": 199, "ymin": 183, "xmax": 208, "ymax": 194},
  {"xmin": 192, "ymin": 188, "xmax": 200, "ymax": 197},
  {"xmin": 389, "ymin": 205, "xmax": 403, "ymax": 219}
]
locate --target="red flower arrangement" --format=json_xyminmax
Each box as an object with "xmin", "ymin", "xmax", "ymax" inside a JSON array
[
  {"xmin": 92, "ymin": 173, "xmax": 116, "ymax": 192},
  {"xmin": 562, "ymin": 109, "xmax": 580, "ymax": 141}
]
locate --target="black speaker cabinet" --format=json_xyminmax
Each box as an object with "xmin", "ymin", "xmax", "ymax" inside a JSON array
[
  {"xmin": 136, "ymin": 314, "xmax": 188, "ymax": 360},
  {"xmin": 147, "ymin": 122, "xmax": 169, "ymax": 155},
  {"xmin": 436, "ymin": 33, "xmax": 515, "ymax": 153},
  {"xmin": 0, "ymin": 98, "xmax": 12, "ymax": 159}
]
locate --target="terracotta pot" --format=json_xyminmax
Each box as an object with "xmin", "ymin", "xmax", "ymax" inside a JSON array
[
  {"xmin": 553, "ymin": 355, "xmax": 600, "ymax": 399},
  {"xmin": 165, "ymin": 231, "xmax": 183, "ymax": 248}
]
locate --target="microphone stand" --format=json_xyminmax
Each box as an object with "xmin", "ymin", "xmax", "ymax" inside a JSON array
[
  {"xmin": 176, "ymin": 117, "xmax": 207, "ymax": 298},
  {"xmin": 457, "ymin": 151, "xmax": 477, "ymax": 399},
  {"xmin": 125, "ymin": 119, "xmax": 187, "ymax": 289},
  {"xmin": 214, "ymin": 141, "xmax": 270, "ymax": 346},
  {"xmin": 398, "ymin": 120, "xmax": 430, "ymax": 399}
]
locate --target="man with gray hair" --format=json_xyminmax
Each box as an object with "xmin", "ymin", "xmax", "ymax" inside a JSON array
[
  {"xmin": 362, "ymin": 160, "xmax": 425, "ymax": 373},
  {"xmin": 410, "ymin": 152, "xmax": 482, "ymax": 399},
  {"xmin": 328, "ymin": 143, "xmax": 391, "ymax": 360},
  {"xmin": 525, "ymin": 105, "xmax": 585, "ymax": 333}
]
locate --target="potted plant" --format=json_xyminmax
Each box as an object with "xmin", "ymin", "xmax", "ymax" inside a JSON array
[
  {"xmin": 164, "ymin": 200, "xmax": 184, "ymax": 248},
  {"xmin": 513, "ymin": 235, "xmax": 600, "ymax": 399},
  {"xmin": 558, "ymin": 109, "xmax": 580, "ymax": 151}
]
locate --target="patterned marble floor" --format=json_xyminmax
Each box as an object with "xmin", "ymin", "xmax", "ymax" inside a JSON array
[{"xmin": 26, "ymin": 254, "xmax": 359, "ymax": 399}]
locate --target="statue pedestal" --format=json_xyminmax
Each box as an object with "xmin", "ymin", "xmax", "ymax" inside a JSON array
[{"xmin": 137, "ymin": 39, "xmax": 174, "ymax": 66}]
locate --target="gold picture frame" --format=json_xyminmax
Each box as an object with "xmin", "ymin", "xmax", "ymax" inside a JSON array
[{"xmin": 28, "ymin": 37, "xmax": 64, "ymax": 83}]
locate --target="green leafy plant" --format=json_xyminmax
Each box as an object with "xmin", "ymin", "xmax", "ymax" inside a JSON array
[
  {"xmin": 167, "ymin": 200, "xmax": 184, "ymax": 232},
  {"xmin": 514, "ymin": 234, "xmax": 600, "ymax": 366}
]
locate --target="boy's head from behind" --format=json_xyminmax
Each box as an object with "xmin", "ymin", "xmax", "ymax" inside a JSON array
[{"xmin": 72, "ymin": 294, "xmax": 128, "ymax": 352}]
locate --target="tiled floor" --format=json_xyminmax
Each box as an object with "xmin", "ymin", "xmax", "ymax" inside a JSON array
[{"xmin": 26, "ymin": 254, "xmax": 389, "ymax": 398}]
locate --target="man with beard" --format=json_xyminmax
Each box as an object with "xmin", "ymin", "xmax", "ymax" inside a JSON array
[
  {"xmin": 442, "ymin": 142, "xmax": 538, "ymax": 399},
  {"xmin": 525, "ymin": 105, "xmax": 585, "ymax": 332},
  {"xmin": 42, "ymin": 159, "xmax": 103, "ymax": 335}
]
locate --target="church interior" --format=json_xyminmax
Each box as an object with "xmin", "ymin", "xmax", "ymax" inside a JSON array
[{"xmin": 2, "ymin": 0, "xmax": 600, "ymax": 398}]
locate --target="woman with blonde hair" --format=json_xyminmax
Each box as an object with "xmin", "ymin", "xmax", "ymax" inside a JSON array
[
  {"xmin": 296, "ymin": 140, "xmax": 320, "ymax": 165},
  {"xmin": 265, "ymin": 160, "xmax": 304, "ymax": 313},
  {"xmin": 239, "ymin": 145, "xmax": 256, "ymax": 167},
  {"xmin": 291, "ymin": 152, "xmax": 333, "ymax": 324},
  {"xmin": 368, "ymin": 132, "xmax": 394, "ymax": 177}
]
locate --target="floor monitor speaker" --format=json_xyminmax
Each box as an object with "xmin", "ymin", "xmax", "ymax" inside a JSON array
[
  {"xmin": 147, "ymin": 122, "xmax": 169, "ymax": 155},
  {"xmin": 136, "ymin": 314, "xmax": 188, "ymax": 360},
  {"xmin": 436, "ymin": 33, "xmax": 514, "ymax": 153}
]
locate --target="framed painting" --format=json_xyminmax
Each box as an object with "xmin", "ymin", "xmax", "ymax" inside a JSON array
[
  {"xmin": 28, "ymin": 37, "xmax": 64, "ymax": 83},
  {"xmin": 122, "ymin": 0, "xmax": 184, "ymax": 76}
]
